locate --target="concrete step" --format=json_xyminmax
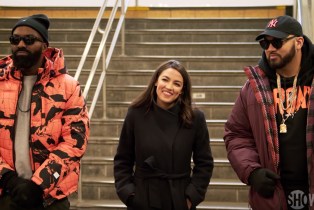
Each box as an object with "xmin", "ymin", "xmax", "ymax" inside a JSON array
[
  {"xmin": 90, "ymin": 118, "xmax": 226, "ymax": 139},
  {"xmin": 8, "ymin": 83, "xmax": 238, "ymax": 120},
  {"xmin": 81, "ymin": 157, "xmax": 238, "ymax": 180},
  {"xmin": 105, "ymin": 85, "xmax": 242, "ymax": 103},
  {"xmin": 0, "ymin": 18, "xmax": 97, "ymax": 29},
  {"xmin": 26, "ymin": 50, "xmax": 257, "ymax": 70},
  {"xmin": 51, "ymin": 41, "xmax": 262, "ymax": 57},
  {"xmin": 0, "ymin": 28, "xmax": 262, "ymax": 44},
  {"xmin": 73, "ymin": 83, "xmax": 242, "ymax": 119},
  {"xmin": 77, "ymin": 176, "xmax": 248, "ymax": 203},
  {"xmin": 86, "ymin": 137, "xmax": 228, "ymax": 159},
  {"xmin": 7, "ymin": 41, "xmax": 259, "ymax": 57},
  {"xmin": 119, "ymin": 29, "xmax": 262, "ymax": 43},
  {"xmin": 0, "ymin": 17, "xmax": 269, "ymax": 29},
  {"xmin": 120, "ymin": 42, "xmax": 261, "ymax": 56},
  {"xmin": 121, "ymin": 18, "xmax": 269, "ymax": 30},
  {"xmin": 47, "ymin": 54, "xmax": 259, "ymax": 71},
  {"xmin": 105, "ymin": 101, "xmax": 234, "ymax": 119},
  {"xmin": 70, "ymin": 199, "xmax": 250, "ymax": 210},
  {"xmin": 107, "ymin": 55, "xmax": 259, "ymax": 71},
  {"xmin": 0, "ymin": 47, "xmax": 260, "ymax": 70},
  {"xmin": 71, "ymin": 201, "xmax": 251, "ymax": 210},
  {"xmin": 68, "ymin": 69, "xmax": 247, "ymax": 87}
]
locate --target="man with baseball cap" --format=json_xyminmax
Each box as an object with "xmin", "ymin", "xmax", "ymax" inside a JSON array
[
  {"xmin": 224, "ymin": 15, "xmax": 314, "ymax": 209},
  {"xmin": 0, "ymin": 14, "xmax": 89, "ymax": 209}
]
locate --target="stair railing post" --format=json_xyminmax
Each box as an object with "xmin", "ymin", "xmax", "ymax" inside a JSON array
[
  {"xmin": 121, "ymin": 0, "xmax": 126, "ymax": 56},
  {"xmin": 102, "ymin": 45, "xmax": 107, "ymax": 119},
  {"xmin": 294, "ymin": 0, "xmax": 302, "ymax": 24},
  {"xmin": 307, "ymin": 0, "xmax": 313, "ymax": 40}
]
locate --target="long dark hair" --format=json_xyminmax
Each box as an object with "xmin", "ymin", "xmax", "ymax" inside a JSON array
[{"xmin": 131, "ymin": 60, "xmax": 194, "ymax": 127}]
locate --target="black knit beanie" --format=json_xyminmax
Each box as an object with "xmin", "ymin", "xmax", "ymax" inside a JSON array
[{"xmin": 12, "ymin": 14, "xmax": 50, "ymax": 46}]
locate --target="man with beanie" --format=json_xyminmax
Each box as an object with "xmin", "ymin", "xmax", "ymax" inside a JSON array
[
  {"xmin": 224, "ymin": 15, "xmax": 314, "ymax": 210},
  {"xmin": 0, "ymin": 14, "xmax": 90, "ymax": 209}
]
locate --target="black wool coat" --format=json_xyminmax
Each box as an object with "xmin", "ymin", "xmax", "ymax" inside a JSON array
[{"xmin": 114, "ymin": 104, "xmax": 214, "ymax": 210}]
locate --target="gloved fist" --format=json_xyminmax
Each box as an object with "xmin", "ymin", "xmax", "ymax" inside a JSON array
[
  {"xmin": 248, "ymin": 168, "xmax": 280, "ymax": 198},
  {"xmin": 0, "ymin": 171, "xmax": 43, "ymax": 208},
  {"xmin": 11, "ymin": 179, "xmax": 43, "ymax": 208},
  {"xmin": 126, "ymin": 194, "xmax": 135, "ymax": 207},
  {"xmin": 1, "ymin": 171, "xmax": 26, "ymax": 193}
]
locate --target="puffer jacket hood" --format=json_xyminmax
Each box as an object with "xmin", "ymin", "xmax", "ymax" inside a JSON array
[
  {"xmin": 258, "ymin": 35, "xmax": 314, "ymax": 87},
  {"xmin": 0, "ymin": 47, "xmax": 67, "ymax": 81}
]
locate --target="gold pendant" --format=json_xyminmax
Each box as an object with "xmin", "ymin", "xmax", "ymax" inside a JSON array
[{"xmin": 280, "ymin": 123, "xmax": 287, "ymax": 133}]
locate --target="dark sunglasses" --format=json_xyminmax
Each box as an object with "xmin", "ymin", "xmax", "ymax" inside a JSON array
[
  {"xmin": 259, "ymin": 36, "xmax": 296, "ymax": 50},
  {"xmin": 9, "ymin": 35, "xmax": 43, "ymax": 45}
]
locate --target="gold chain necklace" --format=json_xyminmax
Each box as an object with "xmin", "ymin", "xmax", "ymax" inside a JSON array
[{"xmin": 276, "ymin": 72, "xmax": 298, "ymax": 133}]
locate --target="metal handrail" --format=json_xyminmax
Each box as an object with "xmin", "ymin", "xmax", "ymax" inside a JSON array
[
  {"xmin": 89, "ymin": 0, "xmax": 129, "ymax": 119},
  {"xmin": 294, "ymin": 0, "xmax": 313, "ymax": 40},
  {"xmin": 294, "ymin": 0, "xmax": 302, "ymax": 24},
  {"xmin": 81, "ymin": 0, "xmax": 119, "ymax": 101},
  {"xmin": 75, "ymin": 0, "xmax": 129, "ymax": 202},
  {"xmin": 74, "ymin": 0, "xmax": 129, "ymax": 120},
  {"xmin": 74, "ymin": 0, "xmax": 109, "ymax": 81}
]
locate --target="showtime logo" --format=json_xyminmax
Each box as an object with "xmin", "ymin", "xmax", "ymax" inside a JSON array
[{"xmin": 287, "ymin": 190, "xmax": 314, "ymax": 209}]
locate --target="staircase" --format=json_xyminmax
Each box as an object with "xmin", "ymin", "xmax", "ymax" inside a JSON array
[
  {"xmin": 0, "ymin": 8, "xmax": 283, "ymax": 210},
  {"xmin": 70, "ymin": 17, "xmax": 262, "ymax": 210}
]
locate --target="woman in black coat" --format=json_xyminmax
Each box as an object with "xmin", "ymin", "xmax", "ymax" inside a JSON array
[{"xmin": 114, "ymin": 60, "xmax": 214, "ymax": 210}]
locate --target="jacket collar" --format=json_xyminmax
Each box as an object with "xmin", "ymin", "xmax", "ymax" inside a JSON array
[{"xmin": 0, "ymin": 47, "xmax": 67, "ymax": 81}]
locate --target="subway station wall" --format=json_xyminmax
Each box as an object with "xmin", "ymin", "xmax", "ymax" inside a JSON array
[{"xmin": 0, "ymin": 0, "xmax": 294, "ymax": 7}]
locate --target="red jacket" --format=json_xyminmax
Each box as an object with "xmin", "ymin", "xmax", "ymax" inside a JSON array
[
  {"xmin": 0, "ymin": 48, "xmax": 89, "ymax": 206},
  {"xmin": 224, "ymin": 66, "xmax": 314, "ymax": 210}
]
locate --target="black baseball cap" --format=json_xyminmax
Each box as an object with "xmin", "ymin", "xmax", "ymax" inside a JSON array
[{"xmin": 256, "ymin": 15, "xmax": 303, "ymax": 41}]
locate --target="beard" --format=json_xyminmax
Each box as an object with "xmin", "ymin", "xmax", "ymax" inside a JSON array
[
  {"xmin": 12, "ymin": 47, "xmax": 42, "ymax": 71},
  {"xmin": 268, "ymin": 45, "xmax": 296, "ymax": 70}
]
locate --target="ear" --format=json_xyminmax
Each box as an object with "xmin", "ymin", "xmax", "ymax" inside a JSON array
[
  {"xmin": 42, "ymin": 43, "xmax": 48, "ymax": 51},
  {"xmin": 296, "ymin": 37, "xmax": 304, "ymax": 50}
]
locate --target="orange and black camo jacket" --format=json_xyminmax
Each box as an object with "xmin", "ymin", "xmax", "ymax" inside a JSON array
[{"xmin": 0, "ymin": 47, "xmax": 90, "ymax": 206}]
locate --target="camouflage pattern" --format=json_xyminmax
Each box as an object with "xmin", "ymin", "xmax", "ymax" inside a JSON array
[{"xmin": 0, "ymin": 48, "xmax": 89, "ymax": 206}]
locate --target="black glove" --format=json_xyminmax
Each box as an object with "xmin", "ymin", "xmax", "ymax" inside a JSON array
[
  {"xmin": 1, "ymin": 171, "xmax": 26, "ymax": 193},
  {"xmin": 11, "ymin": 179, "xmax": 43, "ymax": 208},
  {"xmin": 248, "ymin": 168, "xmax": 280, "ymax": 198},
  {"xmin": 126, "ymin": 194, "xmax": 134, "ymax": 207},
  {"xmin": 1, "ymin": 171, "xmax": 43, "ymax": 208}
]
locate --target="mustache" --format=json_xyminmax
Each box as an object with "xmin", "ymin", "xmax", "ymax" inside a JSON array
[
  {"xmin": 269, "ymin": 52, "xmax": 281, "ymax": 58},
  {"xmin": 270, "ymin": 52, "xmax": 279, "ymax": 56},
  {"xmin": 13, "ymin": 48, "xmax": 31, "ymax": 55}
]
